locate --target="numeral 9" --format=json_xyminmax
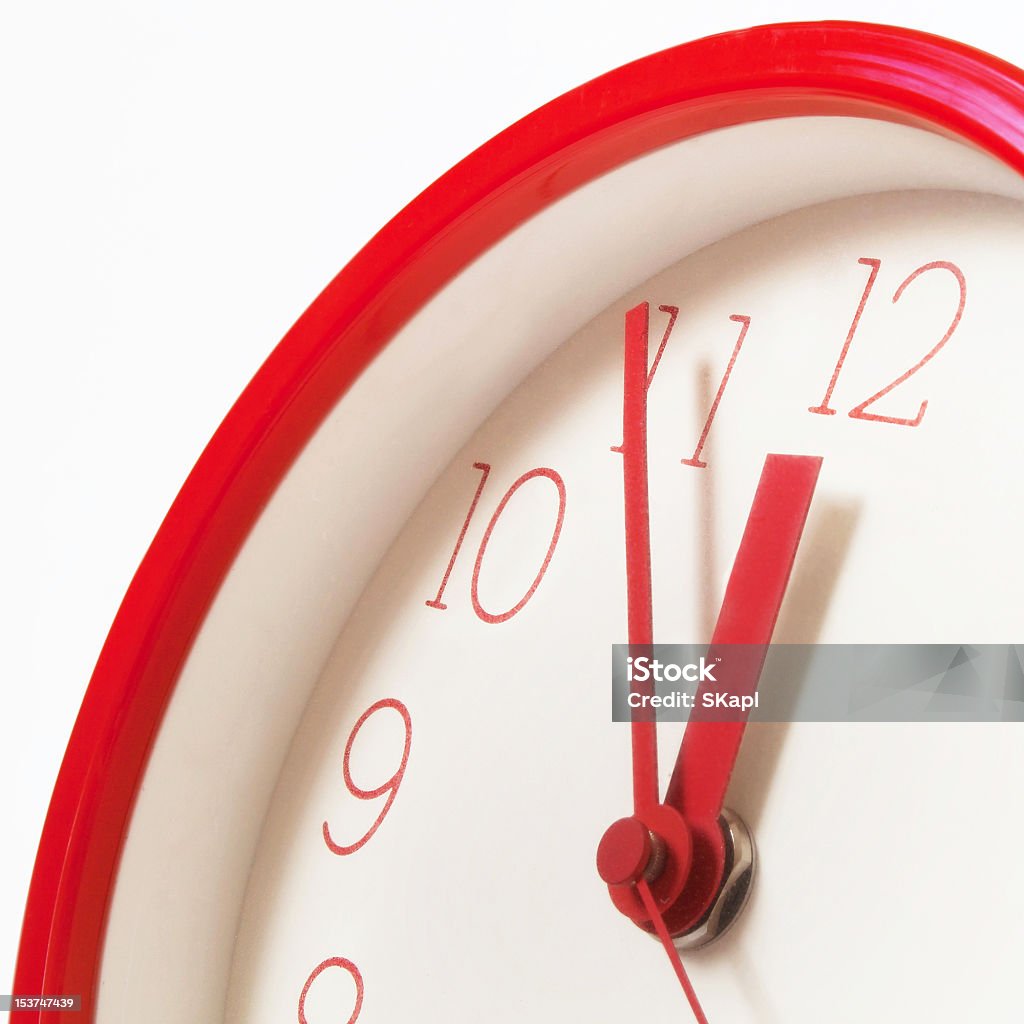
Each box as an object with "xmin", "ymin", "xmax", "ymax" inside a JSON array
[{"xmin": 323, "ymin": 698, "xmax": 412, "ymax": 856}]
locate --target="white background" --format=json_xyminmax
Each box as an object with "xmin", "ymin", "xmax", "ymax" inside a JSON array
[{"xmin": 4, "ymin": 0, "xmax": 1024, "ymax": 996}]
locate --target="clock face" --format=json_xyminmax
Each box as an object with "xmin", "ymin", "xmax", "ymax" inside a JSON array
[
  {"xmin": 225, "ymin": 186, "xmax": 1024, "ymax": 1022},
  {"xmin": 17, "ymin": 23, "xmax": 1024, "ymax": 1024}
]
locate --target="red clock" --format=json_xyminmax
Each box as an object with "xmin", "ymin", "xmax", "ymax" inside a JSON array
[{"xmin": 15, "ymin": 21, "xmax": 1024, "ymax": 1023}]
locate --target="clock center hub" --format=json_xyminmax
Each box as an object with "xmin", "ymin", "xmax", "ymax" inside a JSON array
[{"xmin": 596, "ymin": 817, "xmax": 667, "ymax": 886}]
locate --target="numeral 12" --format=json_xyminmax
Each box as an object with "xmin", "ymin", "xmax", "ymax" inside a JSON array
[{"xmin": 809, "ymin": 257, "xmax": 966, "ymax": 427}]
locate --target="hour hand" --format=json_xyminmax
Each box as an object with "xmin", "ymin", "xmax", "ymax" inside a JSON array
[{"xmin": 664, "ymin": 452, "xmax": 821, "ymax": 933}]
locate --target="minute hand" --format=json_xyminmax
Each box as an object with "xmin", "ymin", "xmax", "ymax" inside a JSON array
[{"xmin": 665, "ymin": 453, "xmax": 821, "ymax": 820}]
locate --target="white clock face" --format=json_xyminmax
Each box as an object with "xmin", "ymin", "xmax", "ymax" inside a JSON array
[{"xmin": 92, "ymin": 117, "xmax": 1024, "ymax": 1023}]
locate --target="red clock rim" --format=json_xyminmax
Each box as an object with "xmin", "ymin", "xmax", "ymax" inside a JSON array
[{"xmin": 14, "ymin": 20, "xmax": 1024, "ymax": 1021}]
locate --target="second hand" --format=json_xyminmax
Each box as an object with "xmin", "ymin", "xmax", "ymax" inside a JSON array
[{"xmin": 636, "ymin": 878, "xmax": 710, "ymax": 1024}]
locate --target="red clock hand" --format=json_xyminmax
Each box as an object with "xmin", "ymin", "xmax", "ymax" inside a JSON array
[
  {"xmin": 621, "ymin": 301, "xmax": 657, "ymax": 815},
  {"xmin": 601, "ymin": 301, "xmax": 694, "ymax": 947},
  {"xmin": 667, "ymin": 452, "xmax": 821, "ymax": 815},
  {"xmin": 663, "ymin": 452, "xmax": 820, "ymax": 930},
  {"xmin": 636, "ymin": 878, "xmax": 710, "ymax": 1024},
  {"xmin": 597, "ymin": 818, "xmax": 709, "ymax": 1022}
]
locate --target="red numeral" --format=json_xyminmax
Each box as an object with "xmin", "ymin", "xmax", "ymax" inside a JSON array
[
  {"xmin": 298, "ymin": 957, "xmax": 363, "ymax": 1024},
  {"xmin": 471, "ymin": 468, "xmax": 567, "ymax": 624},
  {"xmin": 610, "ymin": 304, "xmax": 678, "ymax": 452},
  {"xmin": 427, "ymin": 464, "xmax": 567, "ymax": 623},
  {"xmin": 681, "ymin": 314, "xmax": 751, "ymax": 468},
  {"xmin": 849, "ymin": 261, "xmax": 966, "ymax": 426},
  {"xmin": 810, "ymin": 258, "xmax": 966, "ymax": 427},
  {"xmin": 323, "ymin": 698, "xmax": 412, "ymax": 856}
]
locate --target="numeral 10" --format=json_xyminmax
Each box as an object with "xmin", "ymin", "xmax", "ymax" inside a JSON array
[{"xmin": 426, "ymin": 462, "xmax": 567, "ymax": 623}]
